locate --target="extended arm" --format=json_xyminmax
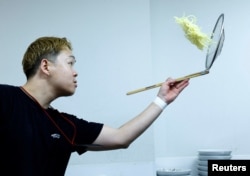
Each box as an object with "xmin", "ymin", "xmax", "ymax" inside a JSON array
[{"xmin": 87, "ymin": 78, "xmax": 189, "ymax": 151}]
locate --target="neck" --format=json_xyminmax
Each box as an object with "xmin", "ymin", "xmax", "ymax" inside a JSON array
[{"xmin": 22, "ymin": 81, "xmax": 56, "ymax": 109}]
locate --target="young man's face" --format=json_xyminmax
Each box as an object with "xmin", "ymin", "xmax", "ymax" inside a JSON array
[{"xmin": 48, "ymin": 48, "xmax": 78, "ymax": 96}]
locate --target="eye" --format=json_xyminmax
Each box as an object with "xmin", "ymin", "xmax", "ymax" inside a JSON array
[
  {"xmin": 67, "ymin": 57, "xmax": 76, "ymax": 66},
  {"xmin": 68, "ymin": 61, "xmax": 75, "ymax": 66}
]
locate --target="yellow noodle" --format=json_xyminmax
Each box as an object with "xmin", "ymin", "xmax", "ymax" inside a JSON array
[{"xmin": 174, "ymin": 15, "xmax": 211, "ymax": 50}]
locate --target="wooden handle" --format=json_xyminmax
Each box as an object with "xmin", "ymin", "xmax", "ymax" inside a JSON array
[
  {"xmin": 126, "ymin": 82, "xmax": 163, "ymax": 95},
  {"xmin": 126, "ymin": 70, "xmax": 209, "ymax": 95},
  {"xmin": 175, "ymin": 70, "xmax": 209, "ymax": 82}
]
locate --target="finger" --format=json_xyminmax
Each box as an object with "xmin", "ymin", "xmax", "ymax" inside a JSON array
[
  {"xmin": 170, "ymin": 79, "xmax": 189, "ymax": 91},
  {"xmin": 177, "ymin": 80, "xmax": 189, "ymax": 91},
  {"xmin": 166, "ymin": 78, "xmax": 176, "ymax": 87}
]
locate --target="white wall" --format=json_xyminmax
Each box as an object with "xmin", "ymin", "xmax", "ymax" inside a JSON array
[
  {"xmin": 1, "ymin": 0, "xmax": 250, "ymax": 175},
  {"xmin": 151, "ymin": 0, "xmax": 250, "ymax": 158}
]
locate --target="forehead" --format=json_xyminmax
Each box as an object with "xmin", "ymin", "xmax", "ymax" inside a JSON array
[{"xmin": 57, "ymin": 48, "xmax": 75, "ymax": 61}]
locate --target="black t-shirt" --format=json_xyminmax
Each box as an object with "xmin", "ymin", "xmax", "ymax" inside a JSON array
[{"xmin": 0, "ymin": 84, "xmax": 103, "ymax": 176}]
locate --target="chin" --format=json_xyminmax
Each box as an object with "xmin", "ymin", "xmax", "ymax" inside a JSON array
[
  {"xmin": 67, "ymin": 90, "xmax": 76, "ymax": 96},
  {"xmin": 60, "ymin": 89, "xmax": 76, "ymax": 97}
]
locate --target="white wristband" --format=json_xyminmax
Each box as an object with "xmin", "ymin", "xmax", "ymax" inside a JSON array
[{"xmin": 153, "ymin": 96, "xmax": 167, "ymax": 110}]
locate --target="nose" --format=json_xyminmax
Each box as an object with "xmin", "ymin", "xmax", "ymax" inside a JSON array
[{"xmin": 73, "ymin": 69, "xmax": 78, "ymax": 77}]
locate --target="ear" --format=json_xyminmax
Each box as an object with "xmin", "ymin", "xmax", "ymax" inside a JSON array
[{"xmin": 40, "ymin": 59, "xmax": 50, "ymax": 75}]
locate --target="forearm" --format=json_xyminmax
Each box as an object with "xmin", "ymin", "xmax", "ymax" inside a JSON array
[
  {"xmin": 117, "ymin": 101, "xmax": 163, "ymax": 147},
  {"xmin": 90, "ymin": 100, "xmax": 165, "ymax": 151}
]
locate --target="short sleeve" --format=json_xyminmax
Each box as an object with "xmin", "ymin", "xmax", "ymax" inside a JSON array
[{"xmin": 61, "ymin": 112, "xmax": 103, "ymax": 154}]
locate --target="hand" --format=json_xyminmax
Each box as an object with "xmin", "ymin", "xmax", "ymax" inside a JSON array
[{"xmin": 157, "ymin": 78, "xmax": 189, "ymax": 105}]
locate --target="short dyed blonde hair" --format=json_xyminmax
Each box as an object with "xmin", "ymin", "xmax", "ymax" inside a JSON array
[{"xmin": 22, "ymin": 36, "xmax": 72, "ymax": 79}]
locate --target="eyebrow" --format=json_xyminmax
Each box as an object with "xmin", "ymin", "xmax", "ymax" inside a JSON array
[{"xmin": 69, "ymin": 55, "xmax": 76, "ymax": 62}]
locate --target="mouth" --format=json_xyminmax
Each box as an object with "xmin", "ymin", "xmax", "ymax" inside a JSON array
[{"xmin": 74, "ymin": 81, "xmax": 77, "ymax": 87}]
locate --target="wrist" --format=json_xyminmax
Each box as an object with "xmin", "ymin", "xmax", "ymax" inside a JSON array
[{"xmin": 153, "ymin": 96, "xmax": 167, "ymax": 110}]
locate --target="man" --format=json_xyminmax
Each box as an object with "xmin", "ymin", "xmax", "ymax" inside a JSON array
[{"xmin": 0, "ymin": 36, "xmax": 189, "ymax": 176}]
